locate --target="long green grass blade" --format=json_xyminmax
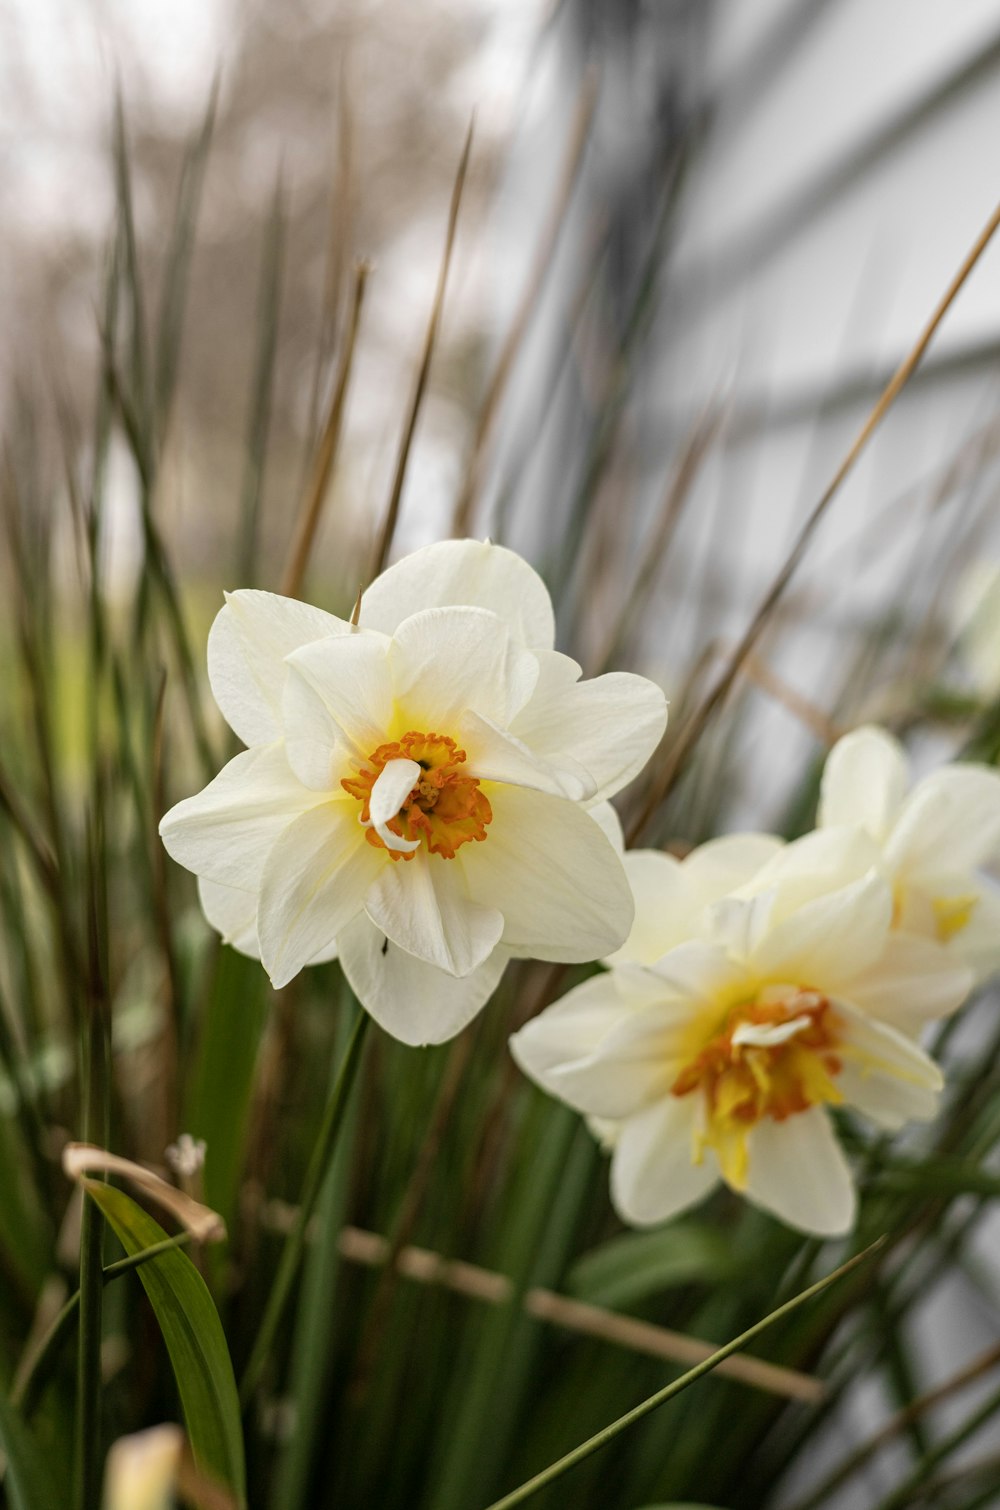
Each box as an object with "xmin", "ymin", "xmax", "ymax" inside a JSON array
[
  {"xmin": 82, "ymin": 1180, "xmax": 246, "ymax": 1506},
  {"xmin": 483, "ymin": 1241, "xmax": 885, "ymax": 1510}
]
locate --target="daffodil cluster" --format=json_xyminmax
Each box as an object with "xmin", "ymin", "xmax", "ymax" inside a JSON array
[
  {"xmin": 159, "ymin": 540, "xmax": 667, "ymax": 1044},
  {"xmin": 512, "ymin": 727, "xmax": 1000, "ymax": 1237}
]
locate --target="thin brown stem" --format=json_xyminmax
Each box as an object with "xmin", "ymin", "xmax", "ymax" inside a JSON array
[
  {"xmin": 336, "ymin": 1225, "xmax": 822, "ymax": 1404},
  {"xmin": 594, "ymin": 401, "xmax": 723, "ymax": 673},
  {"xmin": 370, "ymin": 120, "xmax": 474, "ymax": 579},
  {"xmin": 788, "ymin": 1338, "xmax": 1000, "ymax": 1510},
  {"xmin": 451, "ymin": 72, "xmax": 598, "ymax": 536},
  {"xmin": 280, "ymin": 260, "xmax": 370, "ymax": 599}
]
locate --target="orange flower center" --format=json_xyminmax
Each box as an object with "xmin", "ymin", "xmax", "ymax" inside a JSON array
[
  {"xmin": 341, "ymin": 731, "xmax": 492, "ymax": 861},
  {"xmin": 671, "ymin": 990, "xmax": 844, "ymax": 1188}
]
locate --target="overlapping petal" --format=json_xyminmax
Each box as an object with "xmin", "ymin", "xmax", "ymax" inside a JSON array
[
  {"xmin": 198, "ymin": 877, "xmax": 340, "ymax": 967},
  {"xmin": 748, "ymin": 867, "xmax": 893, "ymax": 988},
  {"xmin": 460, "ymin": 785, "xmax": 634, "ymax": 962},
  {"xmin": 510, "ymin": 651, "xmax": 667, "ymax": 803},
  {"xmin": 286, "ymin": 631, "xmax": 394, "ymax": 762},
  {"xmin": 743, "ymin": 1110, "xmax": 856, "ymax": 1237},
  {"xmin": 207, "ymin": 589, "xmax": 347, "ymax": 747},
  {"xmin": 885, "ymin": 764, "xmax": 1000, "ymax": 880},
  {"xmin": 388, "ymin": 606, "xmax": 539, "ymax": 731},
  {"xmin": 257, "ymin": 805, "xmax": 384, "ymax": 989},
  {"xmin": 844, "ymin": 934, "xmax": 973, "ymax": 1036},
  {"xmin": 338, "ymin": 913, "xmax": 509, "ymax": 1045},
  {"xmin": 358, "ymin": 537, "xmax": 555, "ymax": 649},
  {"xmin": 365, "ymin": 852, "xmax": 504, "ymax": 977},
  {"xmin": 817, "ymin": 725, "xmax": 908, "ymax": 841},
  {"xmin": 159, "ymin": 744, "xmax": 325, "ymax": 889},
  {"xmin": 611, "ymin": 1097, "xmax": 717, "ymax": 1227}
]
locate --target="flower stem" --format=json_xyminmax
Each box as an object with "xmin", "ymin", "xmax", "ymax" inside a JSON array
[
  {"xmin": 240, "ymin": 1001, "xmax": 370, "ymax": 1409},
  {"xmin": 482, "ymin": 1238, "xmax": 886, "ymax": 1510}
]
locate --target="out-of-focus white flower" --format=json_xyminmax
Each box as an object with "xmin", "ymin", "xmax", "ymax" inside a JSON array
[
  {"xmin": 952, "ymin": 559, "xmax": 1000, "ymax": 698},
  {"xmin": 819, "ymin": 725, "xmax": 1000, "ymax": 981},
  {"xmin": 103, "ymin": 1424, "xmax": 182, "ymax": 1510},
  {"xmin": 511, "ymin": 829, "xmax": 969, "ymax": 1237},
  {"xmin": 161, "ymin": 540, "xmax": 666, "ymax": 1045},
  {"xmin": 165, "ymin": 1134, "xmax": 207, "ymax": 1180}
]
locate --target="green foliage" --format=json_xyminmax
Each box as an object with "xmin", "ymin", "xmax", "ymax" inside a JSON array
[
  {"xmin": 0, "ymin": 61, "xmax": 999, "ymax": 1510},
  {"xmin": 83, "ymin": 1181, "xmax": 246, "ymax": 1506},
  {"xmin": 0, "ymin": 1385, "xmax": 61, "ymax": 1510},
  {"xmin": 567, "ymin": 1223, "xmax": 740, "ymax": 1310}
]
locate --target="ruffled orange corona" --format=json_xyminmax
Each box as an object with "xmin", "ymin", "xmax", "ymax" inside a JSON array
[
  {"xmin": 671, "ymin": 990, "xmax": 844, "ymax": 1188},
  {"xmin": 342, "ymin": 732, "xmax": 492, "ymax": 860}
]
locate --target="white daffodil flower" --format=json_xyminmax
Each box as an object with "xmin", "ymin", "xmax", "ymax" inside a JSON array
[
  {"xmin": 819, "ymin": 725, "xmax": 1000, "ymax": 982},
  {"xmin": 160, "ymin": 540, "xmax": 667, "ymax": 1045},
  {"xmin": 511, "ymin": 828, "xmax": 970, "ymax": 1237}
]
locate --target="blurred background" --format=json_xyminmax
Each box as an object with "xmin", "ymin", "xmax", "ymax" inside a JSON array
[
  {"xmin": 5, "ymin": 3, "xmax": 1000, "ymax": 1506},
  {"xmin": 5, "ymin": 0, "xmax": 1000, "ymax": 792}
]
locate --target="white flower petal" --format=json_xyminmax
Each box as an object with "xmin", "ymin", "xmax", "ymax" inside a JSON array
[
  {"xmin": 388, "ymin": 606, "xmax": 539, "ymax": 730},
  {"xmin": 207, "ymin": 589, "xmax": 347, "ymax": 747},
  {"xmin": 845, "ymin": 933, "xmax": 973, "ymax": 1035},
  {"xmin": 818, "ymin": 726, "xmax": 909, "ymax": 842},
  {"xmin": 358, "ymin": 538, "xmax": 555, "ymax": 649},
  {"xmin": 949, "ymin": 881, "xmax": 1000, "ymax": 982},
  {"xmin": 457, "ymin": 709, "xmax": 580, "ymax": 797},
  {"xmin": 739, "ymin": 827, "xmax": 883, "ymax": 921},
  {"xmin": 509, "ymin": 972, "xmax": 629, "ymax": 1086},
  {"xmin": 886, "ymin": 764, "xmax": 1000, "ymax": 880},
  {"xmin": 368, "ymin": 759, "xmax": 422, "ymax": 852},
  {"xmin": 543, "ymin": 1000, "xmax": 687, "ymax": 1119},
  {"xmin": 743, "ymin": 1109, "xmax": 856, "ymax": 1237},
  {"xmin": 587, "ymin": 800, "xmax": 624, "ymax": 855},
  {"xmin": 509, "ymin": 651, "xmax": 667, "ymax": 803},
  {"xmin": 459, "ymin": 785, "xmax": 634, "ymax": 962},
  {"xmin": 611, "ymin": 836, "xmax": 785, "ymax": 968},
  {"xmin": 750, "ymin": 868, "xmax": 893, "ymax": 990},
  {"xmin": 702, "ymin": 892, "xmax": 776, "ymax": 962},
  {"xmin": 197, "ymin": 878, "xmax": 340, "ymax": 967},
  {"xmin": 197, "ymin": 878, "xmax": 260, "ymax": 958},
  {"xmin": 611, "ymin": 1096, "xmax": 719, "ymax": 1227},
  {"xmin": 607, "ymin": 850, "xmax": 691, "ymax": 966},
  {"xmin": 835, "ymin": 1008, "xmax": 942, "ymax": 1129},
  {"xmin": 680, "ymin": 833, "xmax": 786, "ymax": 907},
  {"xmin": 159, "ymin": 744, "xmax": 324, "ymax": 889},
  {"xmin": 281, "ymin": 669, "xmax": 353, "ymax": 791},
  {"xmin": 339, "ymin": 913, "xmax": 508, "ymax": 1045},
  {"xmin": 286, "ymin": 632, "xmax": 394, "ymax": 762},
  {"xmin": 647, "ymin": 941, "xmax": 752, "ymax": 1014},
  {"xmin": 257, "ymin": 804, "xmax": 383, "ymax": 989},
  {"xmin": 365, "ymin": 852, "xmax": 504, "ymax": 977}
]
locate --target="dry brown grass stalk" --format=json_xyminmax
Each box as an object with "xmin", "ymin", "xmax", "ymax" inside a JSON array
[
  {"xmin": 450, "ymin": 71, "xmax": 598, "ymax": 537},
  {"xmin": 336, "ymin": 1225, "xmax": 824, "ymax": 1403},
  {"xmin": 370, "ymin": 119, "xmax": 474, "ymax": 580},
  {"xmin": 627, "ymin": 194, "xmax": 1000, "ymax": 844},
  {"xmin": 280, "ymin": 260, "xmax": 371, "ymax": 599}
]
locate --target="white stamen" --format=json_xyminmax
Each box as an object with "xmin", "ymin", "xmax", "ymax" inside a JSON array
[
  {"xmin": 732, "ymin": 1015, "xmax": 812, "ymax": 1049},
  {"xmin": 364, "ymin": 758, "xmax": 422, "ymax": 853}
]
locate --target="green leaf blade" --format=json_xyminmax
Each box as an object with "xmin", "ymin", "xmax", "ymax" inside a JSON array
[{"xmin": 83, "ymin": 1180, "xmax": 246, "ymax": 1507}]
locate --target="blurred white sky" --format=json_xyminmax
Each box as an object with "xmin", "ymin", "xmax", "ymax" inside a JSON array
[{"xmin": 0, "ymin": 0, "xmax": 550, "ymax": 237}]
